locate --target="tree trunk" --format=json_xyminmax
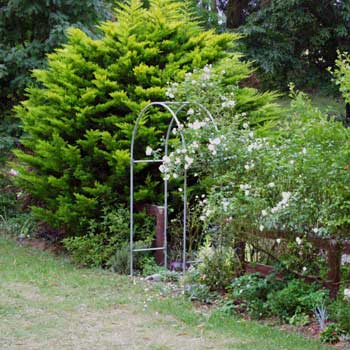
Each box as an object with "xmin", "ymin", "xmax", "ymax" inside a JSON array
[{"xmin": 225, "ymin": 0, "xmax": 250, "ymax": 28}]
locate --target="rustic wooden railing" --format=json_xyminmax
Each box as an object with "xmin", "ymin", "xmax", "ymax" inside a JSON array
[{"xmin": 139, "ymin": 204, "xmax": 349, "ymax": 298}]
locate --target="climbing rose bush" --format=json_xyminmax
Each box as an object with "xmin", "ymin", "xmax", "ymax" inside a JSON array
[{"xmin": 153, "ymin": 88, "xmax": 350, "ymax": 240}]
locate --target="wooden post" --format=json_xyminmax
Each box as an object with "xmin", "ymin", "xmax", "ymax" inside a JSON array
[
  {"xmin": 326, "ymin": 240, "xmax": 342, "ymax": 299},
  {"xmin": 137, "ymin": 204, "xmax": 165, "ymax": 265}
]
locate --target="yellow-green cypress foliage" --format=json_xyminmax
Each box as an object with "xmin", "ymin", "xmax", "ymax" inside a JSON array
[{"xmin": 14, "ymin": 0, "xmax": 244, "ymax": 234}]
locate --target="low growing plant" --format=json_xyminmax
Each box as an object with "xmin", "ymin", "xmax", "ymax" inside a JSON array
[
  {"xmin": 267, "ymin": 280, "xmax": 329, "ymax": 322},
  {"xmin": 228, "ymin": 273, "xmax": 283, "ymax": 319},
  {"xmin": 63, "ymin": 207, "xmax": 154, "ymax": 269},
  {"xmin": 320, "ymin": 323, "xmax": 343, "ymax": 344}
]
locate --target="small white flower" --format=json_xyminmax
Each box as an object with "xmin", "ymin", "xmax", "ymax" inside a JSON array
[
  {"xmin": 187, "ymin": 108, "xmax": 194, "ymax": 115},
  {"xmin": 261, "ymin": 210, "xmax": 267, "ymax": 217},
  {"xmin": 241, "ymin": 112, "xmax": 247, "ymax": 117},
  {"xmin": 281, "ymin": 192, "xmax": 291, "ymax": 204},
  {"xmin": 296, "ymin": 237, "xmax": 302, "ymax": 245},
  {"xmin": 276, "ymin": 238, "xmax": 281, "ymax": 244},
  {"xmin": 185, "ymin": 155, "xmax": 194, "ymax": 166},
  {"xmin": 9, "ymin": 169, "xmax": 18, "ymax": 176},
  {"xmin": 221, "ymin": 100, "xmax": 236, "ymax": 108},
  {"xmin": 175, "ymin": 157, "xmax": 181, "ymax": 165},
  {"xmin": 173, "ymin": 173, "xmax": 179, "ymax": 179},
  {"xmin": 200, "ymin": 215, "xmax": 206, "ymax": 221},
  {"xmin": 290, "ymin": 160, "xmax": 295, "ymax": 165},
  {"xmin": 210, "ymin": 137, "xmax": 221, "ymax": 145},
  {"xmin": 302, "ymin": 147, "xmax": 307, "ymax": 154},
  {"xmin": 178, "ymin": 188, "xmax": 183, "ymax": 192},
  {"xmin": 259, "ymin": 224, "xmax": 264, "ymax": 232},
  {"xmin": 201, "ymin": 194, "xmax": 206, "ymax": 198},
  {"xmin": 162, "ymin": 155, "xmax": 171, "ymax": 164},
  {"xmin": 267, "ymin": 182, "xmax": 275, "ymax": 188},
  {"xmin": 302, "ymin": 266, "xmax": 307, "ymax": 272},
  {"xmin": 242, "ymin": 122, "xmax": 249, "ymax": 129},
  {"xmin": 244, "ymin": 190, "xmax": 250, "ymax": 196},
  {"xmin": 208, "ymin": 144, "xmax": 216, "ymax": 152},
  {"xmin": 145, "ymin": 146, "xmax": 153, "ymax": 156},
  {"xmin": 344, "ymin": 288, "xmax": 350, "ymax": 301}
]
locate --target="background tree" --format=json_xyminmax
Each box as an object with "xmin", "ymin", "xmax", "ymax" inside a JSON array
[
  {"xmin": 0, "ymin": 0, "xmax": 111, "ymax": 114},
  {"xmin": 238, "ymin": 0, "xmax": 350, "ymax": 89}
]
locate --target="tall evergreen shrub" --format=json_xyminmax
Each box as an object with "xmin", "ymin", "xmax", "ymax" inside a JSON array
[{"xmin": 14, "ymin": 0, "xmax": 240, "ymax": 235}]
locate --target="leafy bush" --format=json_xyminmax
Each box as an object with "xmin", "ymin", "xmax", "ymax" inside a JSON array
[
  {"xmin": 330, "ymin": 51, "xmax": 350, "ymax": 107},
  {"xmin": 228, "ymin": 273, "xmax": 283, "ymax": 319},
  {"xmin": 63, "ymin": 207, "xmax": 154, "ymax": 268},
  {"xmin": 0, "ymin": 212, "xmax": 36, "ymax": 238},
  {"xmin": 194, "ymin": 239, "xmax": 241, "ymax": 291},
  {"xmin": 320, "ymin": 323, "xmax": 344, "ymax": 344},
  {"xmin": 171, "ymin": 89, "xmax": 350, "ymax": 243},
  {"xmin": 267, "ymin": 280, "xmax": 329, "ymax": 321},
  {"xmin": 14, "ymin": 0, "xmax": 238, "ymax": 236},
  {"xmin": 329, "ymin": 299, "xmax": 350, "ymax": 334}
]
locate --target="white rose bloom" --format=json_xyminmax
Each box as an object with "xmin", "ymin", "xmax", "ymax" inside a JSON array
[
  {"xmin": 162, "ymin": 156, "xmax": 171, "ymax": 164},
  {"xmin": 187, "ymin": 108, "xmax": 194, "ymax": 115},
  {"xmin": 208, "ymin": 144, "xmax": 216, "ymax": 152},
  {"xmin": 145, "ymin": 146, "xmax": 153, "ymax": 156},
  {"xmin": 210, "ymin": 137, "xmax": 221, "ymax": 145}
]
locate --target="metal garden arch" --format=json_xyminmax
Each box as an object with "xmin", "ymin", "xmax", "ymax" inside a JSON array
[{"xmin": 130, "ymin": 101, "xmax": 217, "ymax": 277}]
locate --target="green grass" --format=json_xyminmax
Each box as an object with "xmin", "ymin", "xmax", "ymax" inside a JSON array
[
  {"xmin": 0, "ymin": 236, "xmax": 331, "ymax": 350},
  {"xmin": 277, "ymin": 92, "xmax": 345, "ymax": 116}
]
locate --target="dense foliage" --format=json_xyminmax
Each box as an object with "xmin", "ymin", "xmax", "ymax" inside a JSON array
[
  {"xmin": 164, "ymin": 89, "xmax": 350, "ymax": 240},
  {"xmin": 0, "ymin": 0, "xmax": 110, "ymax": 113},
  {"xmin": 238, "ymin": 0, "xmax": 350, "ymax": 89},
  {"xmin": 14, "ymin": 0, "xmax": 240, "ymax": 235}
]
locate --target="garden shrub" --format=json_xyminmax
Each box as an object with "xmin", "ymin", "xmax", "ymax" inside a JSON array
[
  {"xmin": 14, "ymin": 0, "xmax": 241, "ymax": 236},
  {"xmin": 329, "ymin": 299, "xmax": 350, "ymax": 334},
  {"xmin": 167, "ymin": 88, "xmax": 350, "ymax": 244},
  {"xmin": 63, "ymin": 207, "xmax": 154, "ymax": 268},
  {"xmin": 330, "ymin": 51, "xmax": 350, "ymax": 105},
  {"xmin": 193, "ymin": 238, "xmax": 241, "ymax": 291},
  {"xmin": 228, "ymin": 273, "xmax": 284, "ymax": 319},
  {"xmin": 267, "ymin": 280, "xmax": 329, "ymax": 322}
]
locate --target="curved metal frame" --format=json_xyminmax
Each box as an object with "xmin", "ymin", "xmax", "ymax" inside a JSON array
[{"xmin": 130, "ymin": 101, "xmax": 217, "ymax": 278}]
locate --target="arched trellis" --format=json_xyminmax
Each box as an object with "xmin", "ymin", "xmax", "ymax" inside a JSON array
[{"xmin": 130, "ymin": 101, "xmax": 218, "ymax": 278}]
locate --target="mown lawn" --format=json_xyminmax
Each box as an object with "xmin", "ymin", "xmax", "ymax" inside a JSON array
[{"xmin": 0, "ymin": 236, "xmax": 331, "ymax": 350}]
